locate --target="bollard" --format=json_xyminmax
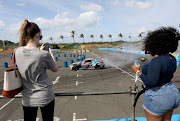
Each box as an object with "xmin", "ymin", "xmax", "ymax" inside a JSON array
[
  {"xmin": 3, "ymin": 62, "xmax": 8, "ymax": 68},
  {"xmin": 9, "ymin": 56, "xmax": 12, "ymax": 60},
  {"xmin": 73, "ymin": 54, "xmax": 75, "ymax": 58},
  {"xmin": 55, "ymin": 57, "xmax": 58, "ymax": 61},
  {"xmin": 76, "ymin": 58, "xmax": 79, "ymax": 62},
  {"xmin": 64, "ymin": 61, "xmax": 68, "ymax": 67},
  {"xmin": 80, "ymin": 57, "xmax": 83, "ymax": 62},
  {"xmin": 70, "ymin": 59, "xmax": 73, "ymax": 64},
  {"xmin": 64, "ymin": 54, "xmax": 66, "ymax": 57},
  {"xmin": 58, "ymin": 54, "xmax": 60, "ymax": 57},
  {"xmin": 70, "ymin": 54, "xmax": 72, "ymax": 57}
]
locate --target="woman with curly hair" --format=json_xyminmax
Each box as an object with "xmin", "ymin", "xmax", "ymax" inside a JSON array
[{"xmin": 132, "ymin": 27, "xmax": 180, "ymax": 121}]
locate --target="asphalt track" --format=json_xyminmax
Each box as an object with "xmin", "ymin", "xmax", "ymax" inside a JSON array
[{"xmin": 0, "ymin": 50, "xmax": 180, "ymax": 121}]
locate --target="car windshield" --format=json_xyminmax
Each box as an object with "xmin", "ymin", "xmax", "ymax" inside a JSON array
[{"xmin": 85, "ymin": 60, "xmax": 92, "ymax": 62}]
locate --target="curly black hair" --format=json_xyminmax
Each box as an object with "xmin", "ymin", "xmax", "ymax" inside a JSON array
[{"xmin": 143, "ymin": 27, "xmax": 180, "ymax": 56}]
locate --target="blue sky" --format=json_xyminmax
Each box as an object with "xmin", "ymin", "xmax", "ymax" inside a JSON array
[{"xmin": 0, "ymin": 0, "xmax": 180, "ymax": 43}]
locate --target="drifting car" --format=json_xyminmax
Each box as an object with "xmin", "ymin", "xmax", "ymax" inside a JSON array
[{"xmin": 70, "ymin": 58, "xmax": 105, "ymax": 70}]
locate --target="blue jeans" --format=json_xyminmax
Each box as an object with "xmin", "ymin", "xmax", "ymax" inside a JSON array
[{"xmin": 143, "ymin": 82, "xmax": 180, "ymax": 116}]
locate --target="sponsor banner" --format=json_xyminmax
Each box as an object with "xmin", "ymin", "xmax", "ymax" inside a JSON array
[
  {"xmin": 73, "ymin": 46, "xmax": 78, "ymax": 48},
  {"xmin": 171, "ymin": 53, "xmax": 180, "ymax": 59},
  {"xmin": 81, "ymin": 45, "xmax": 85, "ymax": 48},
  {"xmin": 88, "ymin": 45, "xmax": 92, "ymax": 48},
  {"xmin": 8, "ymin": 48, "xmax": 12, "ymax": 51},
  {"xmin": 93, "ymin": 114, "xmax": 180, "ymax": 121},
  {"xmin": 51, "ymin": 49, "xmax": 58, "ymax": 51},
  {"xmin": 171, "ymin": 53, "xmax": 180, "ymax": 66}
]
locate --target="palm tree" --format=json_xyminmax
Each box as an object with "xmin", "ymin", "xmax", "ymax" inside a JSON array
[
  {"xmin": 139, "ymin": 34, "xmax": 142, "ymax": 41},
  {"xmin": 71, "ymin": 34, "xmax": 75, "ymax": 43},
  {"xmin": 71, "ymin": 30, "xmax": 75, "ymax": 43},
  {"xmin": 80, "ymin": 34, "xmax": 84, "ymax": 43},
  {"xmin": 128, "ymin": 36, "xmax": 131, "ymax": 42},
  {"xmin": 108, "ymin": 34, "xmax": 112, "ymax": 43},
  {"xmin": 90, "ymin": 35, "xmax": 94, "ymax": 42},
  {"xmin": 118, "ymin": 33, "xmax": 123, "ymax": 41},
  {"xmin": 100, "ymin": 34, "xmax": 103, "ymax": 43},
  {"xmin": 49, "ymin": 37, "xmax": 53, "ymax": 44},
  {"xmin": 60, "ymin": 35, "xmax": 64, "ymax": 44},
  {"xmin": 71, "ymin": 30, "xmax": 75, "ymax": 35}
]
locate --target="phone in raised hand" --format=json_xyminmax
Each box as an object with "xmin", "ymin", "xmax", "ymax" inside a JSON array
[{"xmin": 44, "ymin": 43, "xmax": 50, "ymax": 51}]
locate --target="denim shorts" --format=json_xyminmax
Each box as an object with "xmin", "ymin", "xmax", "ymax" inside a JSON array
[{"xmin": 143, "ymin": 82, "xmax": 180, "ymax": 116}]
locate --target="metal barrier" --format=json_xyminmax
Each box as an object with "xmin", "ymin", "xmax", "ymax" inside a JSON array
[{"xmin": 0, "ymin": 84, "xmax": 179, "ymax": 121}]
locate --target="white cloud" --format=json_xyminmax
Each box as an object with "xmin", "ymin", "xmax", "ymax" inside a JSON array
[
  {"xmin": 125, "ymin": 0, "xmax": 151, "ymax": 9},
  {"xmin": 112, "ymin": 0, "xmax": 121, "ymax": 6},
  {"xmin": 5, "ymin": 11, "xmax": 101, "ymax": 43},
  {"xmin": 0, "ymin": 4, "xmax": 3, "ymax": 9},
  {"xmin": 125, "ymin": 0, "xmax": 134, "ymax": 7},
  {"xmin": 138, "ymin": 26, "xmax": 146, "ymax": 33},
  {"xmin": 81, "ymin": 3, "xmax": 104, "ymax": 11},
  {"xmin": 7, "ymin": 21, "xmax": 22, "ymax": 34},
  {"xmin": 135, "ymin": 1, "xmax": 151, "ymax": 9},
  {"xmin": 0, "ymin": 20, "xmax": 6, "ymax": 28},
  {"xmin": 16, "ymin": 3, "xmax": 25, "ymax": 7}
]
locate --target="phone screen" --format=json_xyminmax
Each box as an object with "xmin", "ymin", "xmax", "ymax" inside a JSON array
[{"xmin": 44, "ymin": 44, "xmax": 50, "ymax": 51}]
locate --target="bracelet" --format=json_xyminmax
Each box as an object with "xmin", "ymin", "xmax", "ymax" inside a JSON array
[{"xmin": 136, "ymin": 70, "xmax": 140, "ymax": 74}]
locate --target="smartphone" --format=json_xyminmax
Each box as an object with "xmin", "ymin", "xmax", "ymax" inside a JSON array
[{"xmin": 44, "ymin": 43, "xmax": 50, "ymax": 51}]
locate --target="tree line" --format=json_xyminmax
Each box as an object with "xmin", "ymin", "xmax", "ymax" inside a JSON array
[{"xmin": 49, "ymin": 31, "xmax": 143, "ymax": 44}]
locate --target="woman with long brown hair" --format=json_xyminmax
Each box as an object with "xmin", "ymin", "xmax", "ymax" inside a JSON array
[{"xmin": 15, "ymin": 19, "xmax": 58, "ymax": 121}]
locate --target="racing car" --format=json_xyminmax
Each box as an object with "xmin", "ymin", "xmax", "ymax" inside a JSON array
[{"xmin": 70, "ymin": 58, "xmax": 105, "ymax": 70}]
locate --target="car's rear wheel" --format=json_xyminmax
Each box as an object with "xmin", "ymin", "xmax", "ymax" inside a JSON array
[
  {"xmin": 75, "ymin": 67, "xmax": 79, "ymax": 71},
  {"xmin": 95, "ymin": 65, "xmax": 100, "ymax": 69}
]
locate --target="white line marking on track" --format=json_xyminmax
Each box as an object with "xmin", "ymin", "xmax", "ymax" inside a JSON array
[
  {"xmin": 53, "ymin": 76, "xmax": 60, "ymax": 85},
  {"xmin": 78, "ymin": 82, "xmax": 84, "ymax": 84},
  {"xmin": 0, "ymin": 76, "xmax": 60, "ymax": 112},
  {"xmin": 54, "ymin": 117, "xmax": 60, "ymax": 121},
  {"xmin": 73, "ymin": 113, "xmax": 87, "ymax": 121},
  {"xmin": 75, "ymin": 96, "xmax": 77, "ymax": 100},
  {"xmin": 0, "ymin": 98, "xmax": 14, "ymax": 111},
  {"xmin": 76, "ymin": 81, "xmax": 84, "ymax": 86},
  {"xmin": 91, "ymin": 52, "xmax": 142, "ymax": 82}
]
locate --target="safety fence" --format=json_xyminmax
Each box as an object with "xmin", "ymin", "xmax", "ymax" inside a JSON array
[{"xmin": 1, "ymin": 84, "xmax": 180, "ymax": 121}]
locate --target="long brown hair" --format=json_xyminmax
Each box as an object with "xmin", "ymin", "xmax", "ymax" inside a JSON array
[{"xmin": 19, "ymin": 20, "xmax": 40, "ymax": 46}]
